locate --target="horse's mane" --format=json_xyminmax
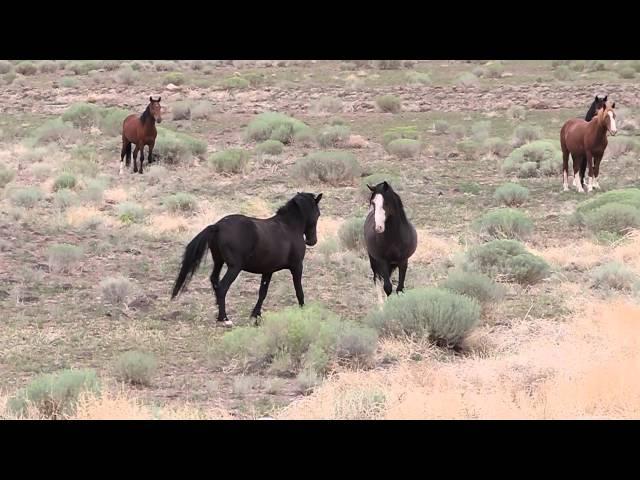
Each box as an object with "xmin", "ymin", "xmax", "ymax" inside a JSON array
[
  {"xmin": 585, "ymin": 95, "xmax": 606, "ymax": 121},
  {"xmin": 375, "ymin": 186, "xmax": 409, "ymax": 224},
  {"xmin": 140, "ymin": 105, "xmax": 151, "ymax": 124},
  {"xmin": 276, "ymin": 193, "xmax": 315, "ymax": 222}
]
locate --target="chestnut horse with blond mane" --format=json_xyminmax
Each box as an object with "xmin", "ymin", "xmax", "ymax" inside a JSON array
[
  {"xmin": 120, "ymin": 96, "xmax": 163, "ymax": 175},
  {"xmin": 561, "ymin": 101, "xmax": 617, "ymax": 192}
]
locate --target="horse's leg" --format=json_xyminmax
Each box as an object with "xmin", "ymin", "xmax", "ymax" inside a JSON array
[
  {"xmin": 215, "ymin": 265, "xmax": 241, "ymax": 327},
  {"xmin": 290, "ymin": 263, "xmax": 305, "ymax": 308},
  {"xmin": 593, "ymin": 156, "xmax": 602, "ymax": 189},
  {"xmin": 148, "ymin": 140, "xmax": 155, "ymax": 164},
  {"xmin": 586, "ymin": 151, "xmax": 594, "ymax": 192},
  {"xmin": 562, "ymin": 148, "xmax": 570, "ymax": 191},
  {"xmin": 120, "ymin": 139, "xmax": 128, "ymax": 175},
  {"xmin": 138, "ymin": 143, "xmax": 145, "ymax": 174},
  {"xmin": 572, "ymin": 155, "xmax": 584, "ymax": 193},
  {"xmin": 250, "ymin": 272, "xmax": 273, "ymax": 324},
  {"xmin": 209, "ymin": 257, "xmax": 224, "ymax": 302},
  {"xmin": 132, "ymin": 145, "xmax": 140, "ymax": 173},
  {"xmin": 397, "ymin": 260, "xmax": 408, "ymax": 294},
  {"xmin": 378, "ymin": 261, "xmax": 393, "ymax": 297}
]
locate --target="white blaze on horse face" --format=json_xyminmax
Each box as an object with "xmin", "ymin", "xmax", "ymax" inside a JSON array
[
  {"xmin": 608, "ymin": 111, "xmax": 617, "ymax": 134},
  {"xmin": 373, "ymin": 194, "xmax": 386, "ymax": 233}
]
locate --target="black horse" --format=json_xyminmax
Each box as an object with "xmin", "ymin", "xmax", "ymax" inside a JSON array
[
  {"xmin": 171, "ymin": 192, "xmax": 323, "ymax": 327},
  {"xmin": 364, "ymin": 181, "xmax": 417, "ymax": 298},
  {"xmin": 578, "ymin": 94, "xmax": 608, "ymax": 186}
]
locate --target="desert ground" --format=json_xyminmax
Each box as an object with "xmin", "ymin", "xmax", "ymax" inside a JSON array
[{"xmin": 1, "ymin": 59, "xmax": 639, "ymax": 419}]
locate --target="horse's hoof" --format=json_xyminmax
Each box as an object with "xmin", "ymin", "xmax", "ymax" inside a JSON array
[{"xmin": 219, "ymin": 319, "xmax": 234, "ymax": 328}]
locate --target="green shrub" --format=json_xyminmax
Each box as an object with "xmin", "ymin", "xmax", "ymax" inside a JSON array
[
  {"xmin": 99, "ymin": 107, "xmax": 129, "ymax": 136},
  {"xmin": 576, "ymin": 189, "xmax": 640, "ymax": 217},
  {"xmin": 441, "ymin": 269, "xmax": 505, "ymax": 304},
  {"xmin": 113, "ymin": 351, "xmax": 158, "ymax": 386},
  {"xmin": 172, "ymin": 101, "xmax": 191, "ymax": 120},
  {"xmin": 512, "ymin": 125, "xmax": 543, "ymax": 147},
  {"xmin": 154, "ymin": 128, "xmax": 207, "ymax": 164},
  {"xmin": 53, "ymin": 189, "xmax": 77, "ymax": 210},
  {"xmin": 318, "ymin": 237, "xmax": 341, "ymax": 257},
  {"xmin": 163, "ymin": 192, "xmax": 198, "ymax": 213},
  {"xmin": 210, "ymin": 304, "xmax": 378, "ymax": 376},
  {"xmin": 366, "ymin": 287, "xmax": 480, "ymax": 347},
  {"xmin": 471, "ymin": 121, "xmax": 491, "ymax": 142},
  {"xmin": 102, "ymin": 60, "xmax": 122, "ymax": 71},
  {"xmin": 0, "ymin": 60, "xmax": 12, "ymax": 74},
  {"xmin": 508, "ymin": 105, "xmax": 527, "ymax": 121},
  {"xmin": 4, "ymin": 71, "xmax": 17, "ymax": 85},
  {"xmin": 0, "ymin": 165, "xmax": 15, "ymax": 188},
  {"xmin": 462, "ymin": 239, "xmax": 550, "ymax": 285},
  {"xmin": 387, "ymin": 139, "xmax": 421, "ymax": 159},
  {"xmin": 456, "ymin": 139, "xmax": 479, "ymax": 159},
  {"xmin": 485, "ymin": 63, "xmax": 504, "ymax": 78},
  {"xmin": 338, "ymin": 217, "xmax": 366, "ymax": 251},
  {"xmin": 32, "ymin": 118, "xmax": 81, "ymax": 145},
  {"xmin": 117, "ymin": 202, "xmax": 145, "ymax": 224},
  {"xmin": 382, "ymin": 126, "xmax": 419, "ymax": 147},
  {"xmin": 450, "ymin": 124, "xmax": 467, "ymax": 140},
  {"xmin": 583, "ymin": 203, "xmax": 640, "ymax": 235},
  {"xmin": 503, "ymin": 140, "xmax": 561, "ymax": 177},
  {"xmin": 473, "ymin": 208, "xmax": 534, "ymax": 240},
  {"xmin": 606, "ymin": 137, "xmax": 640, "ymax": 158},
  {"xmin": 360, "ymin": 173, "xmax": 402, "ymax": 198},
  {"xmin": 67, "ymin": 61, "xmax": 100, "ymax": 75},
  {"xmin": 554, "ymin": 66, "xmax": 574, "ymax": 81},
  {"xmin": 293, "ymin": 151, "xmax": 361, "ymax": 185},
  {"xmin": 221, "ymin": 76, "xmax": 249, "ymax": 89},
  {"xmin": 191, "ymin": 101, "xmax": 214, "ymax": 120},
  {"xmin": 47, "ymin": 243, "xmax": 83, "ymax": 273},
  {"xmin": 208, "ymin": 149, "xmax": 250, "ymax": 173},
  {"xmin": 434, "ymin": 120, "xmax": 449, "ymax": 135},
  {"xmin": 115, "ymin": 66, "xmax": 138, "ymax": 85},
  {"xmin": 317, "ymin": 125, "xmax": 350, "ymax": 148},
  {"xmin": 61, "ymin": 103, "xmax": 101, "ymax": 129},
  {"xmin": 10, "ymin": 187, "xmax": 43, "ymax": 208},
  {"xmin": 163, "ymin": 72, "xmax": 185, "ymax": 85},
  {"xmin": 99, "ymin": 276, "xmax": 132, "ymax": 305},
  {"xmin": 569, "ymin": 60, "xmax": 585, "ymax": 72},
  {"xmin": 313, "ymin": 96, "xmax": 342, "ymax": 113},
  {"xmin": 406, "ymin": 71, "xmax": 432, "ymax": 85},
  {"xmin": 585, "ymin": 60, "xmax": 606, "ymax": 72},
  {"xmin": 494, "ymin": 183, "xmax": 529, "ymax": 206},
  {"xmin": 256, "ymin": 139, "xmax": 284, "ymax": 155},
  {"xmin": 245, "ymin": 112, "xmax": 308, "ymax": 144},
  {"xmin": 15, "ymin": 61, "xmax": 37, "ymax": 75},
  {"xmin": 38, "ymin": 60, "xmax": 58, "ymax": 73},
  {"xmin": 154, "ymin": 61, "xmax": 175, "ymax": 71},
  {"xmin": 483, "ymin": 137, "xmax": 511, "ymax": 156},
  {"xmin": 374, "ymin": 60, "xmax": 403, "ymax": 70},
  {"xmin": 376, "ymin": 95, "xmax": 402, "ymax": 113},
  {"xmin": 456, "ymin": 72, "xmax": 480, "ymax": 88},
  {"xmin": 9, "ymin": 369, "xmax": 100, "ymax": 418},
  {"xmin": 618, "ymin": 67, "xmax": 636, "ymax": 79},
  {"xmin": 60, "ymin": 77, "xmax": 78, "ymax": 88},
  {"xmin": 293, "ymin": 127, "xmax": 316, "ymax": 146},
  {"xmin": 53, "ymin": 172, "xmax": 77, "ymax": 191},
  {"xmin": 591, "ymin": 262, "xmax": 639, "ymax": 292}
]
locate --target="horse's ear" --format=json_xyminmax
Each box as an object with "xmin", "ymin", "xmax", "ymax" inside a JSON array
[
  {"xmin": 315, "ymin": 193, "xmax": 323, "ymax": 204},
  {"xmin": 157, "ymin": 96, "xmax": 161, "ymax": 102},
  {"xmin": 382, "ymin": 181, "xmax": 389, "ymax": 191},
  {"xmin": 150, "ymin": 96, "xmax": 153, "ymax": 102},
  {"xmin": 367, "ymin": 184, "xmax": 375, "ymax": 192},
  {"xmin": 603, "ymin": 95, "xmax": 608, "ymax": 102},
  {"xmin": 612, "ymin": 102, "xmax": 616, "ymax": 109}
]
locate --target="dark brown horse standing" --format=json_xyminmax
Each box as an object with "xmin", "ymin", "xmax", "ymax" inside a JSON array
[
  {"xmin": 120, "ymin": 96, "xmax": 162, "ymax": 175},
  {"xmin": 561, "ymin": 101, "xmax": 617, "ymax": 193}
]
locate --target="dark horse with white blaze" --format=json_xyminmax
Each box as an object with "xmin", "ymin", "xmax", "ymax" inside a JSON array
[
  {"xmin": 364, "ymin": 181, "xmax": 417, "ymax": 298},
  {"xmin": 120, "ymin": 96, "xmax": 163, "ymax": 175},
  {"xmin": 171, "ymin": 192, "xmax": 323, "ymax": 327},
  {"xmin": 561, "ymin": 100, "xmax": 617, "ymax": 193}
]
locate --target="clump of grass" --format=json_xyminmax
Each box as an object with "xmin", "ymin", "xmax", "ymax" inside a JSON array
[
  {"xmin": 606, "ymin": 137, "xmax": 640, "ymax": 159},
  {"xmin": 15, "ymin": 61, "xmax": 37, "ymax": 75},
  {"xmin": 208, "ymin": 149, "xmax": 251, "ymax": 174},
  {"xmin": 53, "ymin": 172, "xmax": 77, "ymax": 192},
  {"xmin": 406, "ymin": 71, "xmax": 432, "ymax": 85},
  {"xmin": 61, "ymin": 103, "xmax": 101, "ymax": 129},
  {"xmin": 256, "ymin": 139, "xmax": 284, "ymax": 155},
  {"xmin": 494, "ymin": 183, "xmax": 529, "ymax": 207},
  {"xmin": 374, "ymin": 60, "xmax": 403, "ymax": 70},
  {"xmin": 0, "ymin": 165, "xmax": 15, "ymax": 188},
  {"xmin": 360, "ymin": 174, "xmax": 402, "ymax": 198},
  {"xmin": 293, "ymin": 127, "xmax": 316, "ymax": 147},
  {"xmin": 376, "ymin": 95, "xmax": 402, "ymax": 113},
  {"xmin": 154, "ymin": 128, "xmax": 207, "ymax": 164},
  {"xmin": 512, "ymin": 125, "xmax": 543, "ymax": 147},
  {"xmin": 115, "ymin": 66, "xmax": 139, "ymax": 85},
  {"xmin": 462, "ymin": 239, "xmax": 550, "ymax": 285},
  {"xmin": 293, "ymin": 151, "xmax": 361, "ymax": 185},
  {"xmin": 502, "ymin": 140, "xmax": 561, "ymax": 177},
  {"xmin": 456, "ymin": 72, "xmax": 480, "ymax": 88},
  {"xmin": 81, "ymin": 179, "xmax": 105, "ymax": 204},
  {"xmin": 38, "ymin": 60, "xmax": 58, "ymax": 73},
  {"xmin": 583, "ymin": 203, "xmax": 640, "ymax": 236},
  {"xmin": 31, "ymin": 118, "xmax": 81, "ymax": 145},
  {"xmin": 312, "ymin": 96, "xmax": 342, "ymax": 114},
  {"xmin": 117, "ymin": 202, "xmax": 145, "ymax": 224},
  {"xmin": 456, "ymin": 139, "xmax": 479, "ymax": 159},
  {"xmin": 0, "ymin": 60, "xmax": 12, "ymax": 74},
  {"xmin": 163, "ymin": 192, "xmax": 198, "ymax": 213},
  {"xmin": 317, "ymin": 125, "xmax": 350, "ymax": 148},
  {"xmin": 366, "ymin": 287, "xmax": 480, "ymax": 348},
  {"xmin": 387, "ymin": 138, "xmax": 421, "ymax": 159},
  {"xmin": 191, "ymin": 101, "xmax": 214, "ymax": 120},
  {"xmin": 3, "ymin": 71, "xmax": 17, "ymax": 85},
  {"xmin": 113, "ymin": 351, "xmax": 158, "ymax": 386},
  {"xmin": 591, "ymin": 262, "xmax": 639, "ymax": 292},
  {"xmin": 318, "ymin": 237, "xmax": 341, "ymax": 258},
  {"xmin": 441, "ymin": 270, "xmax": 505, "ymax": 304},
  {"xmin": 59, "ymin": 76, "xmax": 76, "ymax": 88},
  {"xmin": 98, "ymin": 107, "xmax": 129, "ymax": 136},
  {"xmin": 163, "ymin": 72, "xmax": 185, "ymax": 85},
  {"xmin": 53, "ymin": 189, "xmax": 77, "ymax": 210},
  {"xmin": 8, "ymin": 369, "xmax": 100, "ymax": 418},
  {"xmin": 99, "ymin": 276, "xmax": 133, "ymax": 305},
  {"xmin": 382, "ymin": 126, "xmax": 419, "ymax": 147},
  {"xmin": 554, "ymin": 66, "xmax": 575, "ymax": 81},
  {"xmin": 245, "ymin": 112, "xmax": 308, "ymax": 145},
  {"xmin": 47, "ymin": 243, "xmax": 84, "ymax": 273},
  {"xmin": 209, "ymin": 304, "xmax": 378, "ymax": 376},
  {"xmin": 450, "ymin": 124, "xmax": 467, "ymax": 140},
  {"xmin": 473, "ymin": 208, "xmax": 534, "ymax": 240},
  {"xmin": 67, "ymin": 61, "xmax": 100, "ymax": 75},
  {"xmin": 434, "ymin": 120, "xmax": 449, "ymax": 135},
  {"xmin": 154, "ymin": 61, "xmax": 175, "ymax": 71},
  {"xmin": 10, "ymin": 187, "xmax": 43, "ymax": 208},
  {"xmin": 471, "ymin": 121, "xmax": 492, "ymax": 142},
  {"xmin": 338, "ymin": 217, "xmax": 366, "ymax": 251},
  {"xmin": 618, "ymin": 67, "xmax": 636, "ymax": 79},
  {"xmin": 483, "ymin": 137, "xmax": 511, "ymax": 157},
  {"xmin": 508, "ymin": 105, "xmax": 527, "ymax": 121},
  {"xmin": 172, "ymin": 101, "xmax": 191, "ymax": 120}
]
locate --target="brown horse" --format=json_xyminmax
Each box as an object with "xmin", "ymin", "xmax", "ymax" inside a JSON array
[
  {"xmin": 120, "ymin": 96, "xmax": 162, "ymax": 175},
  {"xmin": 561, "ymin": 101, "xmax": 617, "ymax": 193}
]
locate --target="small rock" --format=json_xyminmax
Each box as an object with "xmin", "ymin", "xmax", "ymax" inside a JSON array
[{"xmin": 165, "ymin": 83, "xmax": 181, "ymax": 91}]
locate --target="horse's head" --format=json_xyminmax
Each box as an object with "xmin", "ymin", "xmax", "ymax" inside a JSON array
[
  {"xmin": 598, "ymin": 101, "xmax": 617, "ymax": 136},
  {"xmin": 367, "ymin": 181, "xmax": 400, "ymax": 234},
  {"xmin": 294, "ymin": 192, "xmax": 323, "ymax": 246},
  {"xmin": 595, "ymin": 94, "xmax": 608, "ymax": 110},
  {"xmin": 148, "ymin": 96, "xmax": 162, "ymax": 124}
]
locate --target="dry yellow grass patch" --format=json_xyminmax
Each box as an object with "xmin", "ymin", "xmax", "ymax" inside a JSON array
[
  {"xmin": 66, "ymin": 206, "xmax": 116, "ymax": 228},
  {"xmin": 317, "ymin": 216, "xmax": 343, "ymax": 240},
  {"xmin": 242, "ymin": 198, "xmax": 273, "ymax": 218},
  {"xmin": 104, "ymin": 187, "xmax": 128, "ymax": 203},
  {"xmin": 146, "ymin": 214, "xmax": 189, "ymax": 234},
  {"xmin": 187, "ymin": 200, "xmax": 228, "ymax": 237},
  {"xmin": 412, "ymin": 229, "xmax": 460, "ymax": 264},
  {"xmin": 280, "ymin": 299, "xmax": 640, "ymax": 420}
]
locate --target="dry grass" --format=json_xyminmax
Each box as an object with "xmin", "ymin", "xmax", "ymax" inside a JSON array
[{"xmin": 412, "ymin": 229, "xmax": 460, "ymax": 264}]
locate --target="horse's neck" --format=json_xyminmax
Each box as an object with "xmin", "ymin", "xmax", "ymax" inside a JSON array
[
  {"xmin": 588, "ymin": 117, "xmax": 607, "ymax": 137},
  {"xmin": 276, "ymin": 213, "xmax": 305, "ymax": 232}
]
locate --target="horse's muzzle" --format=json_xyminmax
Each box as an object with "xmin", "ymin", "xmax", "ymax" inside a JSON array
[
  {"xmin": 304, "ymin": 234, "xmax": 317, "ymax": 247},
  {"xmin": 375, "ymin": 225, "xmax": 385, "ymax": 234},
  {"xmin": 156, "ymin": 118, "xmax": 162, "ymax": 124}
]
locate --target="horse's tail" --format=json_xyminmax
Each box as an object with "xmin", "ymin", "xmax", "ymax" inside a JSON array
[{"xmin": 171, "ymin": 224, "xmax": 218, "ymax": 299}]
